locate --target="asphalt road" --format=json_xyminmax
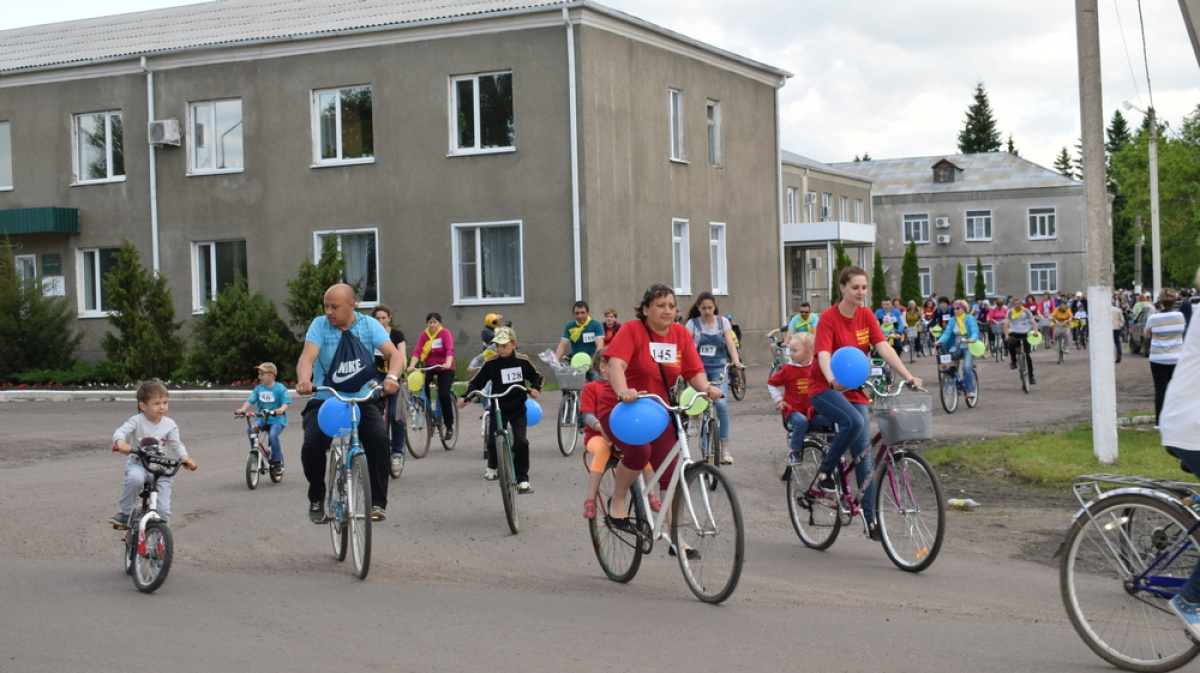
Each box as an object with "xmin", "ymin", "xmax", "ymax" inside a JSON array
[{"xmin": 0, "ymin": 346, "xmax": 1159, "ymax": 672}]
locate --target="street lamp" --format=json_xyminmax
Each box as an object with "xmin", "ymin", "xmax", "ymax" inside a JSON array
[{"xmin": 1122, "ymin": 101, "xmax": 1161, "ymax": 298}]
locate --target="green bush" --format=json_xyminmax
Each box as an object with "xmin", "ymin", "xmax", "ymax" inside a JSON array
[
  {"xmin": 185, "ymin": 277, "xmax": 299, "ymax": 383},
  {"xmin": 0, "ymin": 242, "xmax": 83, "ymax": 382},
  {"xmin": 100, "ymin": 241, "xmax": 185, "ymax": 382},
  {"xmin": 285, "ymin": 236, "xmax": 345, "ymax": 338}
]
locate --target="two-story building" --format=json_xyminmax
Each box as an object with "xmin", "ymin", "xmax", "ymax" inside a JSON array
[{"xmin": 0, "ymin": 0, "xmax": 789, "ymax": 362}]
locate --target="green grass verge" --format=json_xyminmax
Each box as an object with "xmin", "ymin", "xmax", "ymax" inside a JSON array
[{"xmin": 924, "ymin": 424, "xmax": 1198, "ymax": 489}]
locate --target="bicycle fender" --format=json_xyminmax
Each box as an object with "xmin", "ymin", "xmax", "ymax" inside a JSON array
[{"xmin": 1052, "ymin": 487, "xmax": 1198, "ymax": 558}]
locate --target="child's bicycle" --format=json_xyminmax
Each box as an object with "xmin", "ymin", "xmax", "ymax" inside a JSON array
[
  {"xmin": 236, "ymin": 410, "xmax": 283, "ymax": 489},
  {"xmin": 464, "ymin": 384, "xmax": 531, "ymax": 534},
  {"xmin": 1057, "ymin": 473, "xmax": 1200, "ymax": 671},
  {"xmin": 116, "ymin": 438, "xmax": 182, "ymax": 593},
  {"xmin": 783, "ymin": 380, "xmax": 945, "ymax": 573},
  {"xmin": 316, "ymin": 384, "xmax": 379, "ymax": 579},
  {"xmin": 587, "ymin": 392, "xmax": 745, "ymax": 603},
  {"xmin": 406, "ymin": 364, "xmax": 458, "ymax": 458}
]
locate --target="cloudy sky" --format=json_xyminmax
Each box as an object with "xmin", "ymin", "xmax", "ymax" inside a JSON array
[{"xmin": 4, "ymin": 0, "xmax": 1197, "ymax": 169}]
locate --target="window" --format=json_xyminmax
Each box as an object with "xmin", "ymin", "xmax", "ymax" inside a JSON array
[
  {"xmin": 193, "ymin": 240, "xmax": 247, "ymax": 310},
  {"xmin": 965, "ymin": 209, "xmax": 992, "ymax": 241},
  {"xmin": 821, "ymin": 193, "xmax": 832, "ymax": 221},
  {"xmin": 0, "ymin": 121, "xmax": 11, "ymax": 190},
  {"xmin": 786, "ymin": 188, "xmax": 798, "ymax": 223},
  {"xmin": 1028, "ymin": 207, "xmax": 1056, "ymax": 239},
  {"xmin": 903, "ymin": 213, "xmax": 930, "ymax": 244},
  {"xmin": 669, "ymin": 89, "xmax": 685, "ymax": 161},
  {"xmin": 965, "ymin": 263, "xmax": 994, "ymax": 296},
  {"xmin": 15, "ymin": 254, "xmax": 35, "ymax": 282},
  {"xmin": 1029, "ymin": 262, "xmax": 1058, "ymax": 293},
  {"xmin": 918, "ymin": 266, "xmax": 932, "ymax": 299},
  {"xmin": 805, "ymin": 192, "xmax": 816, "ymax": 221},
  {"xmin": 838, "ymin": 196, "xmax": 848, "ymax": 221},
  {"xmin": 854, "ymin": 199, "xmax": 864, "ymax": 224},
  {"xmin": 672, "ymin": 219, "xmax": 691, "ymax": 295},
  {"xmin": 79, "ymin": 247, "xmax": 119, "ymax": 315},
  {"xmin": 313, "ymin": 86, "xmax": 373, "ymax": 165},
  {"xmin": 74, "ymin": 111, "xmax": 124, "ymax": 183},
  {"xmin": 706, "ymin": 100, "xmax": 722, "ymax": 167},
  {"xmin": 452, "ymin": 72, "xmax": 514, "ymax": 153},
  {"xmin": 190, "ymin": 99, "xmax": 243, "ymax": 173},
  {"xmin": 315, "ymin": 230, "xmax": 378, "ymax": 303},
  {"xmin": 452, "ymin": 220, "xmax": 523, "ymax": 303},
  {"xmin": 710, "ymin": 223, "xmax": 727, "ymax": 294}
]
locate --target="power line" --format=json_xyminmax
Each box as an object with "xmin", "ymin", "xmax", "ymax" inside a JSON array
[
  {"xmin": 1112, "ymin": 0, "xmax": 1144, "ymax": 105},
  {"xmin": 1137, "ymin": 0, "xmax": 1155, "ymax": 110}
]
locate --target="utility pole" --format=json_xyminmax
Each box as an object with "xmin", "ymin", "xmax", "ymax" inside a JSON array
[
  {"xmin": 1076, "ymin": 0, "xmax": 1119, "ymax": 463},
  {"xmin": 1123, "ymin": 101, "xmax": 1162, "ymax": 297},
  {"xmin": 1134, "ymin": 216, "xmax": 1144, "ymax": 294}
]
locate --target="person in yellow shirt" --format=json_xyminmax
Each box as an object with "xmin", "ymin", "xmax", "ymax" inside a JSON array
[{"xmin": 1051, "ymin": 303, "xmax": 1073, "ymax": 353}]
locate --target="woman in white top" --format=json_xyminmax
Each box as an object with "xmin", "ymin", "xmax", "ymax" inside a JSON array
[
  {"xmin": 1144, "ymin": 288, "xmax": 1187, "ymax": 425},
  {"xmin": 685, "ymin": 292, "xmax": 743, "ymax": 464}
]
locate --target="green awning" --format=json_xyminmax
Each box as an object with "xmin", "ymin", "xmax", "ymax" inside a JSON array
[{"xmin": 0, "ymin": 207, "xmax": 79, "ymax": 235}]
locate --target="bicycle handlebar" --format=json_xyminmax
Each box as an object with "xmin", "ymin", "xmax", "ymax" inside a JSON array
[
  {"xmin": 464, "ymin": 384, "xmax": 530, "ymax": 400},
  {"xmin": 862, "ymin": 378, "xmax": 926, "ymax": 397},
  {"xmin": 114, "ymin": 444, "xmax": 183, "ymax": 477},
  {"xmin": 314, "ymin": 382, "xmax": 383, "ymax": 405},
  {"xmin": 413, "ymin": 364, "xmax": 451, "ymax": 372},
  {"xmin": 635, "ymin": 390, "xmax": 710, "ymax": 415}
]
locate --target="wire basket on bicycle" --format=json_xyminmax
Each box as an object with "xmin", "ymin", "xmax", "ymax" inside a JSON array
[{"xmin": 869, "ymin": 391, "xmax": 932, "ymax": 445}]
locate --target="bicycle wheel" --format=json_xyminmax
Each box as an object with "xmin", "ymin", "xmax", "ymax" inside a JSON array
[
  {"xmin": 874, "ymin": 451, "xmax": 945, "ymax": 573},
  {"xmin": 1060, "ymin": 494, "xmax": 1200, "ymax": 672},
  {"xmin": 328, "ymin": 452, "xmax": 348, "ymax": 562},
  {"xmin": 672, "ymin": 463, "xmax": 744, "ymax": 603},
  {"xmin": 348, "ymin": 452, "xmax": 372, "ymax": 579},
  {"xmin": 965, "ymin": 366, "xmax": 979, "ymax": 408},
  {"xmin": 407, "ymin": 396, "xmax": 431, "ymax": 459},
  {"xmin": 268, "ymin": 446, "xmax": 284, "ymax": 483},
  {"xmin": 245, "ymin": 450, "xmax": 260, "ymax": 490},
  {"xmin": 557, "ymin": 392, "xmax": 580, "ymax": 457},
  {"xmin": 588, "ymin": 462, "xmax": 645, "ymax": 582},
  {"xmin": 1058, "ymin": 336, "xmax": 1065, "ymax": 364},
  {"xmin": 730, "ymin": 368, "xmax": 745, "ymax": 401},
  {"xmin": 939, "ymin": 370, "xmax": 958, "ymax": 413},
  {"xmin": 706, "ymin": 418, "xmax": 723, "ymax": 467},
  {"xmin": 132, "ymin": 521, "xmax": 173, "ymax": 593},
  {"xmin": 440, "ymin": 393, "xmax": 458, "ymax": 450},
  {"xmin": 1019, "ymin": 353, "xmax": 1029, "ymax": 393},
  {"xmin": 787, "ymin": 442, "xmax": 842, "ymax": 549},
  {"xmin": 497, "ymin": 430, "xmax": 519, "ymax": 534}
]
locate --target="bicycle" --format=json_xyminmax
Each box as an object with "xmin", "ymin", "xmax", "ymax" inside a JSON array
[
  {"xmin": 237, "ymin": 411, "xmax": 284, "ymax": 489},
  {"xmin": 116, "ymin": 439, "xmax": 182, "ymax": 593},
  {"xmin": 767, "ymin": 334, "xmax": 787, "ymax": 378},
  {"xmin": 315, "ymin": 385, "xmax": 378, "ymax": 579},
  {"xmin": 784, "ymin": 380, "xmax": 944, "ymax": 573},
  {"xmin": 727, "ymin": 361, "xmax": 746, "ymax": 401},
  {"xmin": 1007, "ymin": 334, "xmax": 1032, "ymax": 394},
  {"xmin": 1058, "ymin": 473, "xmax": 1200, "ymax": 671},
  {"xmin": 406, "ymin": 364, "xmax": 458, "ymax": 458},
  {"xmin": 465, "ymin": 384, "xmax": 531, "ymax": 534},
  {"xmin": 937, "ymin": 344, "xmax": 979, "ymax": 413},
  {"xmin": 905, "ymin": 325, "xmax": 919, "ymax": 364},
  {"xmin": 695, "ymin": 372, "xmax": 728, "ymax": 467},
  {"xmin": 1053, "ymin": 324, "xmax": 1069, "ymax": 364},
  {"xmin": 989, "ymin": 322, "xmax": 1005, "ymax": 362},
  {"xmin": 553, "ymin": 362, "xmax": 588, "ymax": 457},
  {"xmin": 1072, "ymin": 317, "xmax": 1090, "ymax": 350},
  {"xmin": 587, "ymin": 392, "xmax": 744, "ymax": 603}
]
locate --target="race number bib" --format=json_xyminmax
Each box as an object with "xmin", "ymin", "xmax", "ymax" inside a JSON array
[
  {"xmin": 259, "ymin": 391, "xmax": 276, "ymax": 403},
  {"xmin": 941, "ymin": 315, "xmax": 949, "ymax": 323},
  {"xmin": 501, "ymin": 367, "xmax": 523, "ymax": 385},
  {"xmin": 582, "ymin": 332, "xmax": 595, "ymax": 343},
  {"xmin": 870, "ymin": 367, "xmax": 883, "ymax": 377},
  {"xmin": 431, "ymin": 338, "xmax": 443, "ymax": 349},
  {"xmin": 699, "ymin": 344, "xmax": 717, "ymax": 357},
  {"xmin": 940, "ymin": 354, "xmax": 952, "ymax": 364},
  {"xmin": 649, "ymin": 342, "xmax": 677, "ymax": 364}
]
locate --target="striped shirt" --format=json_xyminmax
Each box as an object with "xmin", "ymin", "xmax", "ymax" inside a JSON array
[{"xmin": 1146, "ymin": 310, "xmax": 1186, "ymax": 364}]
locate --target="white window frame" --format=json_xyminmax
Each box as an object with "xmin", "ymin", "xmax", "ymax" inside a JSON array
[
  {"xmin": 786, "ymin": 188, "xmax": 798, "ymax": 223},
  {"xmin": 15, "ymin": 254, "xmax": 35, "ymax": 282},
  {"xmin": 0, "ymin": 121, "xmax": 11, "ymax": 190},
  {"xmin": 854, "ymin": 199, "xmax": 863, "ymax": 224},
  {"xmin": 903, "ymin": 213, "xmax": 931, "ymax": 245},
  {"xmin": 1029, "ymin": 261, "xmax": 1058, "ymax": 294},
  {"xmin": 72, "ymin": 111, "xmax": 124, "ymax": 184},
  {"xmin": 805, "ymin": 192, "xmax": 816, "ymax": 222},
  {"xmin": 965, "ymin": 263, "xmax": 995, "ymax": 296},
  {"xmin": 78, "ymin": 247, "xmax": 119, "ymax": 317},
  {"xmin": 964, "ymin": 209, "xmax": 993, "ymax": 242},
  {"xmin": 706, "ymin": 99, "xmax": 722, "ymax": 167},
  {"xmin": 838, "ymin": 196, "xmax": 848, "ymax": 221},
  {"xmin": 451, "ymin": 220, "xmax": 525, "ymax": 305},
  {"xmin": 192, "ymin": 240, "xmax": 248, "ymax": 312},
  {"xmin": 669, "ymin": 89, "xmax": 686, "ymax": 162},
  {"xmin": 821, "ymin": 193, "xmax": 832, "ymax": 221},
  {"xmin": 311, "ymin": 85, "xmax": 374, "ymax": 167},
  {"xmin": 314, "ymin": 229, "xmax": 380, "ymax": 307},
  {"xmin": 1028, "ymin": 206, "xmax": 1057, "ymax": 240},
  {"xmin": 449, "ymin": 71, "xmax": 515, "ymax": 155},
  {"xmin": 672, "ymin": 218, "xmax": 691, "ymax": 295},
  {"xmin": 709, "ymin": 222, "xmax": 728, "ymax": 295},
  {"xmin": 918, "ymin": 266, "xmax": 932, "ymax": 299},
  {"xmin": 189, "ymin": 99, "xmax": 244, "ymax": 175}
]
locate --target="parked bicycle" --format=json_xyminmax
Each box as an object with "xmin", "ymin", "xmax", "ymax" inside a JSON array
[
  {"xmin": 237, "ymin": 411, "xmax": 284, "ymax": 489},
  {"xmin": 784, "ymin": 379, "xmax": 944, "ymax": 573},
  {"xmin": 465, "ymin": 384, "xmax": 531, "ymax": 534},
  {"xmin": 315, "ymin": 384, "xmax": 378, "ymax": 579},
  {"xmin": 587, "ymin": 391, "xmax": 744, "ymax": 603},
  {"xmin": 116, "ymin": 439, "xmax": 182, "ymax": 593},
  {"xmin": 406, "ymin": 364, "xmax": 457, "ymax": 458}
]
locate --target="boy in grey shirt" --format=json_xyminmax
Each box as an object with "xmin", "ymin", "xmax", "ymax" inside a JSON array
[{"xmin": 109, "ymin": 380, "xmax": 197, "ymax": 528}]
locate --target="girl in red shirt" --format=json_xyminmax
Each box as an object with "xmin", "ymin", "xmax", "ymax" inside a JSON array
[
  {"xmin": 580, "ymin": 348, "xmax": 657, "ymax": 519},
  {"xmin": 810, "ymin": 266, "xmax": 922, "ymax": 539}
]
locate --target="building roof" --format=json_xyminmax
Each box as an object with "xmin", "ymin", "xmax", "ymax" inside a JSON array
[
  {"xmin": 827, "ymin": 152, "xmax": 1080, "ymax": 197},
  {"xmin": 781, "ymin": 149, "xmax": 873, "ymax": 184},
  {"xmin": 0, "ymin": 0, "xmax": 790, "ymax": 78}
]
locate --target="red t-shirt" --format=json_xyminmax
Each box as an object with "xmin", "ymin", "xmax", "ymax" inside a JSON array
[
  {"xmin": 580, "ymin": 378, "xmax": 618, "ymax": 444},
  {"xmin": 603, "ymin": 320, "xmax": 703, "ymax": 401},
  {"xmin": 811, "ymin": 305, "xmax": 885, "ymax": 404},
  {"xmin": 766, "ymin": 361, "xmax": 815, "ymax": 418}
]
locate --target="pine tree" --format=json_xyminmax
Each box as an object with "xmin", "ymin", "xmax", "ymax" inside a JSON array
[
  {"xmin": 99, "ymin": 240, "xmax": 184, "ymax": 382},
  {"xmin": 954, "ymin": 263, "xmax": 966, "ymax": 300},
  {"xmin": 1106, "ymin": 110, "xmax": 1132, "ymax": 154},
  {"xmin": 1005, "ymin": 134, "xmax": 1019, "ymax": 156},
  {"xmin": 832, "ymin": 241, "xmax": 854, "ymax": 293},
  {"xmin": 0, "ymin": 244, "xmax": 84, "ymax": 381},
  {"xmin": 285, "ymin": 236, "xmax": 346, "ymax": 336},
  {"xmin": 1054, "ymin": 147, "xmax": 1075, "ymax": 178},
  {"xmin": 900, "ymin": 240, "xmax": 921, "ymax": 306},
  {"xmin": 973, "ymin": 256, "xmax": 987, "ymax": 301},
  {"xmin": 1107, "ymin": 108, "xmax": 1137, "ymax": 288},
  {"xmin": 871, "ymin": 249, "xmax": 887, "ymax": 308},
  {"xmin": 957, "ymin": 81, "xmax": 1002, "ymax": 154}
]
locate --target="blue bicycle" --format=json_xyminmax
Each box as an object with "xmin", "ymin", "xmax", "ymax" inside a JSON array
[
  {"xmin": 406, "ymin": 364, "xmax": 458, "ymax": 458},
  {"xmin": 316, "ymin": 384, "xmax": 378, "ymax": 579},
  {"xmin": 937, "ymin": 344, "xmax": 979, "ymax": 414}
]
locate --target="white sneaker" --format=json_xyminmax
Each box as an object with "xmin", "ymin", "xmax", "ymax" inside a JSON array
[
  {"xmin": 517, "ymin": 481, "xmax": 533, "ymax": 494},
  {"xmin": 720, "ymin": 451, "xmax": 734, "ymax": 465},
  {"xmin": 484, "ymin": 468, "xmax": 498, "ymax": 481},
  {"xmin": 1170, "ymin": 595, "xmax": 1200, "ymax": 640}
]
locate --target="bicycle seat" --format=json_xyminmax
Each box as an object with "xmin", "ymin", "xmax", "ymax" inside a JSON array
[{"xmin": 808, "ymin": 420, "xmax": 837, "ymax": 433}]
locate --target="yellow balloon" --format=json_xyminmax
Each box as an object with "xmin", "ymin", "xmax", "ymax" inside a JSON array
[
  {"xmin": 680, "ymin": 386, "xmax": 708, "ymax": 416},
  {"xmin": 407, "ymin": 371, "xmax": 425, "ymax": 392}
]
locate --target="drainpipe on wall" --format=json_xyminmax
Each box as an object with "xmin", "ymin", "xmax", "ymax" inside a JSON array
[
  {"xmin": 141, "ymin": 56, "xmax": 161, "ymax": 273},
  {"xmin": 563, "ymin": 8, "xmax": 582, "ymax": 300},
  {"xmin": 775, "ymin": 88, "xmax": 786, "ymax": 326}
]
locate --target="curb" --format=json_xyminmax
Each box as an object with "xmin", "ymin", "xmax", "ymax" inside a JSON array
[
  {"xmin": 0, "ymin": 389, "xmax": 249, "ymax": 402},
  {"xmin": 1116, "ymin": 415, "xmax": 1156, "ymax": 427}
]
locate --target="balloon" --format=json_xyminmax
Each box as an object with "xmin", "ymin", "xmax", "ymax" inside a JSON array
[
  {"xmin": 525, "ymin": 399, "xmax": 542, "ymax": 426},
  {"xmin": 968, "ymin": 341, "xmax": 986, "ymax": 357},
  {"xmin": 407, "ymin": 370, "xmax": 425, "ymax": 392},
  {"xmin": 830, "ymin": 346, "xmax": 870, "ymax": 389},
  {"xmin": 570, "ymin": 352, "xmax": 593, "ymax": 369},
  {"xmin": 609, "ymin": 399, "xmax": 670, "ymax": 445},
  {"xmin": 930, "ymin": 325, "xmax": 943, "ymax": 337},
  {"xmin": 318, "ymin": 398, "xmax": 356, "ymax": 438},
  {"xmin": 679, "ymin": 386, "xmax": 708, "ymax": 416},
  {"xmin": 1027, "ymin": 331, "xmax": 1043, "ymax": 345}
]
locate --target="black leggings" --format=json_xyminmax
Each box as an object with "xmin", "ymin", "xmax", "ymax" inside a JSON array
[
  {"xmin": 1151, "ymin": 361, "xmax": 1177, "ymax": 424},
  {"xmin": 426, "ymin": 368, "xmax": 456, "ymax": 430}
]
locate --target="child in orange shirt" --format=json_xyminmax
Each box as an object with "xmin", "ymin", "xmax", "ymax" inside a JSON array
[{"xmin": 767, "ymin": 332, "xmax": 820, "ymax": 464}]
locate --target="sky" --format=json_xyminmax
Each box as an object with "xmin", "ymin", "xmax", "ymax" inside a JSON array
[{"xmin": 3, "ymin": 0, "xmax": 1198, "ymax": 170}]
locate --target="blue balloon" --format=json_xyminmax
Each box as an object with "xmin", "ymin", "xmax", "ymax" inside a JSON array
[
  {"xmin": 609, "ymin": 398, "xmax": 670, "ymax": 445},
  {"xmin": 525, "ymin": 399, "xmax": 543, "ymax": 426},
  {"xmin": 830, "ymin": 346, "xmax": 870, "ymax": 389},
  {"xmin": 318, "ymin": 398, "xmax": 356, "ymax": 438}
]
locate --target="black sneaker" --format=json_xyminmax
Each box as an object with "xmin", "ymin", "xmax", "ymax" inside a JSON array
[
  {"xmin": 1029, "ymin": 377, "xmax": 1037, "ymax": 385},
  {"xmin": 867, "ymin": 521, "xmax": 881, "ymax": 541},
  {"xmin": 1009, "ymin": 362, "xmax": 1017, "ymax": 370},
  {"xmin": 308, "ymin": 501, "xmax": 327, "ymax": 524},
  {"xmin": 270, "ymin": 461, "xmax": 283, "ymax": 476},
  {"xmin": 817, "ymin": 472, "xmax": 836, "ymax": 491},
  {"xmin": 444, "ymin": 426, "xmax": 454, "ymax": 441}
]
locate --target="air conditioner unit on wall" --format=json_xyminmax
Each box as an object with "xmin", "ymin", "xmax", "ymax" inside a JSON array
[
  {"xmin": 934, "ymin": 217, "xmax": 950, "ymax": 229},
  {"xmin": 936, "ymin": 234, "xmax": 951, "ymax": 245},
  {"xmin": 148, "ymin": 119, "xmax": 181, "ymax": 146}
]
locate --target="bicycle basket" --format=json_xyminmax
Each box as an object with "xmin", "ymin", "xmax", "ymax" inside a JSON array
[
  {"xmin": 553, "ymin": 365, "xmax": 588, "ymax": 391},
  {"xmin": 905, "ymin": 326, "xmax": 918, "ymax": 339},
  {"xmin": 871, "ymin": 391, "xmax": 932, "ymax": 444}
]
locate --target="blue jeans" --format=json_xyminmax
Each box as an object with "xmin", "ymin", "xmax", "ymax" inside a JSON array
[
  {"xmin": 947, "ymin": 347, "xmax": 976, "ymax": 395},
  {"xmin": 810, "ymin": 390, "xmax": 874, "ymax": 522},
  {"xmin": 705, "ymin": 367, "xmax": 731, "ymax": 442},
  {"xmin": 1173, "ymin": 449, "xmax": 1200, "ymax": 603},
  {"xmin": 786, "ymin": 412, "xmax": 830, "ymax": 453},
  {"xmin": 249, "ymin": 421, "xmax": 285, "ymax": 463}
]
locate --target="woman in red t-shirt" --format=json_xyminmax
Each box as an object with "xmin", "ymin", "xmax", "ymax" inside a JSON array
[
  {"xmin": 810, "ymin": 266, "xmax": 922, "ymax": 539},
  {"xmin": 602, "ymin": 284, "xmax": 720, "ymax": 529}
]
